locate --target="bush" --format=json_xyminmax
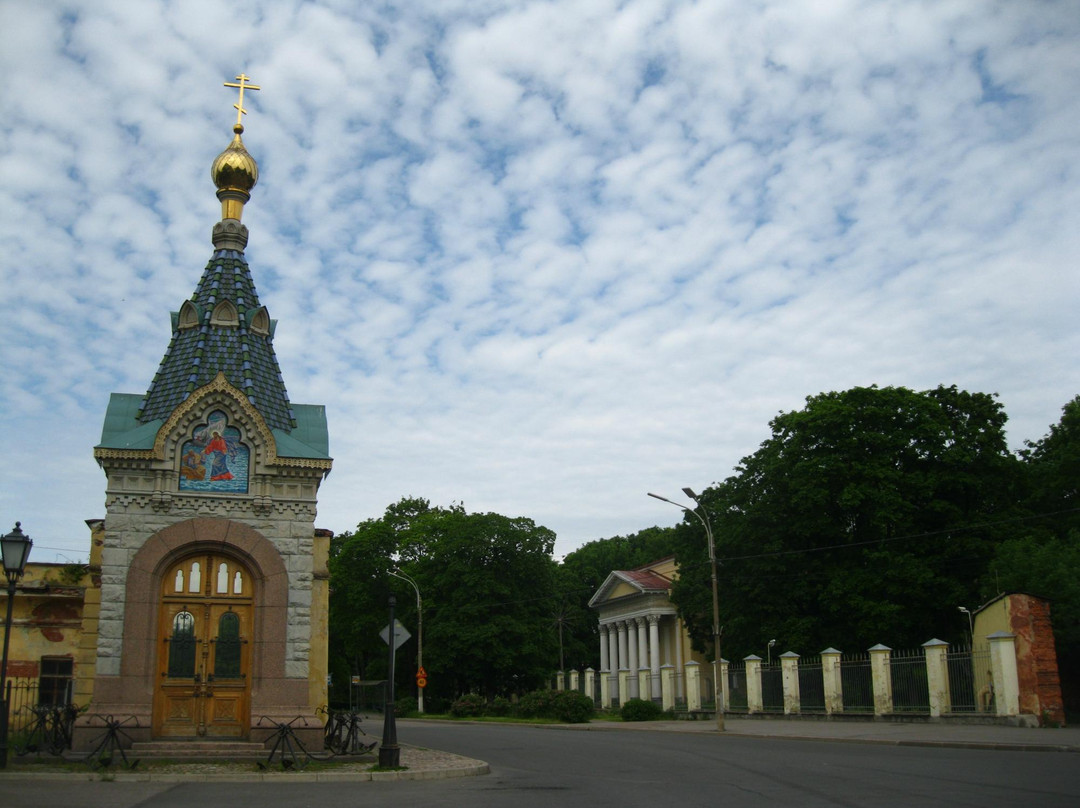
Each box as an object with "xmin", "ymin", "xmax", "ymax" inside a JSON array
[
  {"xmin": 620, "ymin": 698, "xmax": 663, "ymax": 722},
  {"xmin": 551, "ymin": 691, "xmax": 595, "ymax": 723},
  {"xmin": 394, "ymin": 696, "xmax": 416, "ymax": 717},
  {"xmin": 487, "ymin": 696, "xmax": 512, "ymax": 717},
  {"xmin": 514, "ymin": 689, "xmax": 558, "ymax": 718},
  {"xmin": 450, "ymin": 693, "xmax": 486, "ymax": 717}
]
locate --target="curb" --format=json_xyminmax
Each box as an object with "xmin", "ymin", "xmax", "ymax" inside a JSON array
[{"xmin": 0, "ymin": 762, "xmax": 490, "ymax": 783}]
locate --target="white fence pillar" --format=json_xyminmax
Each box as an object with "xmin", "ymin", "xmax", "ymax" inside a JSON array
[
  {"xmin": 922, "ymin": 639, "xmax": 950, "ymax": 717},
  {"xmin": 869, "ymin": 644, "xmax": 893, "ymax": 716},
  {"xmin": 600, "ymin": 670, "xmax": 612, "ymax": 708},
  {"xmin": 569, "ymin": 669, "xmax": 580, "ymax": 693},
  {"xmin": 686, "ymin": 661, "xmax": 702, "ymax": 711},
  {"xmin": 661, "ymin": 665, "xmax": 675, "ymax": 711},
  {"xmin": 618, "ymin": 669, "xmax": 630, "ymax": 707},
  {"xmin": 745, "ymin": 655, "xmax": 763, "ymax": 714},
  {"xmin": 780, "ymin": 652, "xmax": 801, "ymax": 715},
  {"xmin": 719, "ymin": 658, "xmax": 730, "ymax": 711},
  {"xmin": 584, "ymin": 668, "xmax": 595, "ymax": 704},
  {"xmin": 821, "ymin": 648, "xmax": 843, "ymax": 715},
  {"xmin": 556, "ymin": 671, "xmax": 565, "ymax": 691},
  {"xmin": 988, "ymin": 632, "xmax": 1021, "ymax": 717}
]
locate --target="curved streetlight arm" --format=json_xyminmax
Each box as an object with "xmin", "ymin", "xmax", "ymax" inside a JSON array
[
  {"xmin": 389, "ymin": 568, "xmax": 424, "ymax": 713},
  {"xmin": 647, "ymin": 492, "xmax": 724, "ymax": 731}
]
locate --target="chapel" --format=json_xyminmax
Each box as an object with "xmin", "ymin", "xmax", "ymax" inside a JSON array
[{"xmin": 71, "ymin": 76, "xmax": 333, "ymax": 750}]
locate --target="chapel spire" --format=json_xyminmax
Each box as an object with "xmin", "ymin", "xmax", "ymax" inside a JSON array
[{"xmin": 211, "ymin": 74, "xmax": 261, "ymax": 250}]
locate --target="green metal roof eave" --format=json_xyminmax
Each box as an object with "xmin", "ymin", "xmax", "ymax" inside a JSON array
[
  {"xmin": 98, "ymin": 393, "xmax": 163, "ymax": 450},
  {"xmin": 273, "ymin": 403, "xmax": 330, "ymax": 459}
]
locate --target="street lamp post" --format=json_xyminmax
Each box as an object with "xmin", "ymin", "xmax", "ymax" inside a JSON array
[
  {"xmin": 379, "ymin": 594, "xmax": 400, "ymax": 768},
  {"xmin": 390, "ymin": 568, "xmax": 423, "ymax": 714},
  {"xmin": 648, "ymin": 490, "xmax": 724, "ymax": 731},
  {"xmin": 1, "ymin": 522, "xmax": 33, "ymax": 769}
]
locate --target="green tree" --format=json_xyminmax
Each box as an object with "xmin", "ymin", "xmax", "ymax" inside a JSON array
[
  {"xmin": 669, "ymin": 385, "xmax": 1023, "ymax": 661},
  {"xmin": 330, "ymin": 497, "xmax": 560, "ymax": 706}
]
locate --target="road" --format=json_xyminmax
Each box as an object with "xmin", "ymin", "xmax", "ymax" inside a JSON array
[{"xmin": 1, "ymin": 721, "xmax": 1078, "ymax": 808}]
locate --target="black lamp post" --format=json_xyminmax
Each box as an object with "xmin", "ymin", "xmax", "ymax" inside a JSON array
[
  {"xmin": 1, "ymin": 522, "xmax": 33, "ymax": 769},
  {"xmin": 379, "ymin": 594, "xmax": 400, "ymax": 768}
]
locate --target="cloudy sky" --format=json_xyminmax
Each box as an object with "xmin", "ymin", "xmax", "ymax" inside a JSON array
[{"xmin": 1, "ymin": 0, "xmax": 1077, "ymax": 563}]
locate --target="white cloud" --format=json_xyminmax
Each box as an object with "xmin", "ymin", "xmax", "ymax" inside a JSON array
[{"xmin": 1, "ymin": 0, "xmax": 1078, "ymax": 562}]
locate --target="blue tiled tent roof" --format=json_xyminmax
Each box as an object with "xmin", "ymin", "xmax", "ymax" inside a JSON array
[{"xmin": 137, "ymin": 249, "xmax": 296, "ymax": 432}]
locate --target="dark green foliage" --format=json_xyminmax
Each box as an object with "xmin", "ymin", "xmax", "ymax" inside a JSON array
[
  {"xmin": 488, "ymin": 696, "xmax": 512, "ymax": 716},
  {"xmin": 670, "ymin": 386, "xmax": 1024, "ymax": 661},
  {"xmin": 395, "ymin": 696, "xmax": 417, "ymax": 717},
  {"xmin": 330, "ymin": 497, "xmax": 560, "ymax": 705},
  {"xmin": 514, "ymin": 689, "xmax": 558, "ymax": 718},
  {"xmin": 620, "ymin": 698, "xmax": 663, "ymax": 722}
]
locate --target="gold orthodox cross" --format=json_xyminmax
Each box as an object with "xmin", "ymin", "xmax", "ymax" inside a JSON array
[{"xmin": 224, "ymin": 74, "xmax": 261, "ymax": 127}]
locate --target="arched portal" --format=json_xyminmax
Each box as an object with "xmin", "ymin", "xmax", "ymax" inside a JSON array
[{"xmin": 153, "ymin": 552, "xmax": 254, "ymax": 737}]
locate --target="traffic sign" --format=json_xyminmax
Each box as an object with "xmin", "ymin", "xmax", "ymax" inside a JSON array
[
  {"xmin": 379, "ymin": 619, "xmax": 411, "ymax": 650},
  {"xmin": 416, "ymin": 675, "xmax": 428, "ymax": 689}
]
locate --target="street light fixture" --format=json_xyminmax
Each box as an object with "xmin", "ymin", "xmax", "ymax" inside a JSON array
[
  {"xmin": 389, "ymin": 568, "xmax": 424, "ymax": 714},
  {"xmin": 958, "ymin": 606, "xmax": 974, "ymax": 645},
  {"xmin": 767, "ymin": 639, "xmax": 777, "ymax": 666},
  {"xmin": 648, "ymin": 490, "xmax": 724, "ymax": 731},
  {"xmin": 1, "ymin": 522, "xmax": 33, "ymax": 769}
]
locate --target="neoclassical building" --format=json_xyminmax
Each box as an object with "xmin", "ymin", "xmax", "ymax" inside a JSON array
[
  {"xmin": 71, "ymin": 77, "xmax": 333, "ymax": 750},
  {"xmin": 589, "ymin": 557, "xmax": 705, "ymax": 703}
]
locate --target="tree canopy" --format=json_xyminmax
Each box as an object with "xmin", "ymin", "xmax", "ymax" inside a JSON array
[
  {"xmin": 668, "ymin": 385, "xmax": 1024, "ymax": 660},
  {"xmin": 329, "ymin": 497, "xmax": 560, "ymax": 706}
]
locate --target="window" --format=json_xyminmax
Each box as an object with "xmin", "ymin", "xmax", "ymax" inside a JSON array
[
  {"xmin": 38, "ymin": 657, "xmax": 73, "ymax": 705},
  {"xmin": 167, "ymin": 611, "xmax": 197, "ymax": 678}
]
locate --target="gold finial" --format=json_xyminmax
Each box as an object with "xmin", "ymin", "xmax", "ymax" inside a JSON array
[{"xmin": 224, "ymin": 73, "xmax": 261, "ymax": 130}]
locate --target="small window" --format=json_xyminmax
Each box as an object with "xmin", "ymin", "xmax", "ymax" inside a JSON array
[
  {"xmin": 178, "ymin": 300, "xmax": 201, "ymax": 329},
  {"xmin": 250, "ymin": 306, "xmax": 270, "ymax": 335},
  {"xmin": 217, "ymin": 562, "xmax": 229, "ymax": 594},
  {"xmin": 167, "ymin": 612, "xmax": 197, "ymax": 679},
  {"xmin": 174, "ymin": 569, "xmax": 184, "ymax": 592},
  {"xmin": 214, "ymin": 612, "xmax": 242, "ymax": 679},
  {"xmin": 189, "ymin": 561, "xmax": 201, "ymax": 594},
  {"xmin": 233, "ymin": 570, "xmax": 244, "ymax": 594},
  {"xmin": 38, "ymin": 658, "xmax": 74, "ymax": 705}
]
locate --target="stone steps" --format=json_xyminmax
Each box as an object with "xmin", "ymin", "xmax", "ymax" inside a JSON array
[{"xmin": 127, "ymin": 740, "xmax": 268, "ymax": 759}]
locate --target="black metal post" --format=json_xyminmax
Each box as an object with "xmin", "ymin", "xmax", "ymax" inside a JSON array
[
  {"xmin": 1, "ymin": 578, "xmax": 16, "ymax": 769},
  {"xmin": 379, "ymin": 594, "xmax": 400, "ymax": 768}
]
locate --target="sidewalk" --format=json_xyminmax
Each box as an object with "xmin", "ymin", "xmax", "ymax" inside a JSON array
[{"xmin": 573, "ymin": 714, "xmax": 1080, "ymax": 753}]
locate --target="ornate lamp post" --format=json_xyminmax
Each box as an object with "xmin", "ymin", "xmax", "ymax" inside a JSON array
[
  {"xmin": 379, "ymin": 594, "xmax": 400, "ymax": 768},
  {"xmin": 648, "ymin": 490, "xmax": 724, "ymax": 731},
  {"xmin": 389, "ymin": 568, "xmax": 424, "ymax": 714},
  {"xmin": 1, "ymin": 522, "xmax": 33, "ymax": 769}
]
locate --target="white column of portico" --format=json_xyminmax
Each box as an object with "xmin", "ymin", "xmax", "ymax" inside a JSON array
[
  {"xmin": 599, "ymin": 624, "xmax": 609, "ymax": 674},
  {"xmin": 675, "ymin": 619, "xmax": 685, "ymax": 698},
  {"xmin": 627, "ymin": 619, "xmax": 640, "ymax": 698},
  {"xmin": 648, "ymin": 615, "xmax": 662, "ymax": 699},
  {"xmin": 607, "ymin": 623, "xmax": 620, "ymax": 689},
  {"xmin": 617, "ymin": 621, "xmax": 630, "ymax": 704},
  {"xmin": 635, "ymin": 617, "xmax": 649, "ymax": 698}
]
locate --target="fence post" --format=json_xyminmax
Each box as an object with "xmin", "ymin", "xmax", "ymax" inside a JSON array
[
  {"xmin": 869, "ymin": 644, "xmax": 893, "ymax": 716},
  {"xmin": 719, "ymin": 658, "xmax": 730, "ymax": 712},
  {"xmin": 661, "ymin": 665, "xmax": 675, "ymax": 711},
  {"xmin": 988, "ymin": 632, "xmax": 1020, "ymax": 717},
  {"xmin": 584, "ymin": 668, "xmax": 595, "ymax": 704},
  {"xmin": 556, "ymin": 671, "xmax": 565, "ymax": 691},
  {"xmin": 821, "ymin": 648, "xmax": 843, "ymax": 715},
  {"xmin": 780, "ymin": 652, "xmax": 801, "ymax": 715},
  {"xmin": 638, "ymin": 668, "xmax": 650, "ymax": 703},
  {"xmin": 569, "ymin": 669, "xmax": 580, "ymax": 693},
  {"xmin": 685, "ymin": 661, "xmax": 702, "ymax": 711},
  {"xmin": 922, "ymin": 639, "xmax": 950, "ymax": 717},
  {"xmin": 617, "ymin": 669, "xmax": 630, "ymax": 707},
  {"xmin": 600, "ymin": 669, "xmax": 612, "ymax": 708},
  {"xmin": 745, "ymin": 655, "xmax": 763, "ymax": 714}
]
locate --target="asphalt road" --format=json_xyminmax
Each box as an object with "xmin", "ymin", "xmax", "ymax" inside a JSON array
[{"xmin": 2, "ymin": 721, "xmax": 1078, "ymax": 808}]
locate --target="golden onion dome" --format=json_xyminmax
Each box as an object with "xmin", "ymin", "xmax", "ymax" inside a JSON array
[{"xmin": 212, "ymin": 123, "xmax": 259, "ymax": 194}]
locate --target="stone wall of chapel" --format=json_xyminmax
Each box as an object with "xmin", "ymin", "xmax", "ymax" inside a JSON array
[{"xmin": 96, "ymin": 472, "xmax": 321, "ymax": 679}]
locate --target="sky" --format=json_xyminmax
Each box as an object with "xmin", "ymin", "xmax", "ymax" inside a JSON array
[{"xmin": 1, "ymin": 0, "xmax": 1078, "ymax": 564}]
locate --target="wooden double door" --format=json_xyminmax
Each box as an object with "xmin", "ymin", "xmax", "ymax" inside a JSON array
[{"xmin": 153, "ymin": 553, "xmax": 253, "ymax": 738}]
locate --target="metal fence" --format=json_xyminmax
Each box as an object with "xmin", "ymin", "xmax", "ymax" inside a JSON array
[
  {"xmin": 947, "ymin": 644, "xmax": 993, "ymax": 713},
  {"xmin": 890, "ymin": 646, "xmax": 930, "ymax": 712},
  {"xmin": 727, "ymin": 661, "xmax": 748, "ymax": 711},
  {"xmin": 840, "ymin": 652, "xmax": 874, "ymax": 712},
  {"xmin": 798, "ymin": 656, "xmax": 826, "ymax": 712},
  {"xmin": 761, "ymin": 663, "xmax": 784, "ymax": 712},
  {"xmin": 3, "ymin": 678, "xmax": 77, "ymax": 756}
]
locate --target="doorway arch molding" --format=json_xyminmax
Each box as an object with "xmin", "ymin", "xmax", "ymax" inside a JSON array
[{"xmin": 120, "ymin": 518, "xmax": 289, "ymax": 687}]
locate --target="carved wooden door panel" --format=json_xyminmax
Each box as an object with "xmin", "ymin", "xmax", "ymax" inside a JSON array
[{"xmin": 153, "ymin": 554, "xmax": 253, "ymax": 738}]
